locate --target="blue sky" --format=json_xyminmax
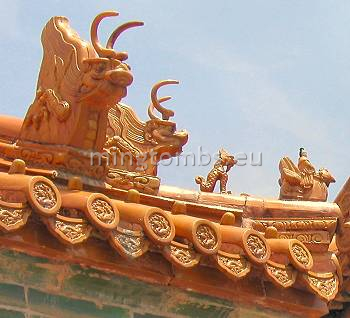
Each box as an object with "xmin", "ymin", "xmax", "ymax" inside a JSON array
[{"xmin": 0, "ymin": 1, "xmax": 349, "ymax": 200}]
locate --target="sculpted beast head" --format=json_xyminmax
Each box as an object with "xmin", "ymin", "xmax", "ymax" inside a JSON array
[
  {"xmin": 145, "ymin": 80, "xmax": 188, "ymax": 159},
  {"xmin": 20, "ymin": 11, "xmax": 143, "ymax": 151},
  {"xmin": 317, "ymin": 168, "xmax": 336, "ymax": 186},
  {"xmin": 79, "ymin": 13, "xmax": 143, "ymax": 106},
  {"xmin": 218, "ymin": 149, "xmax": 237, "ymax": 172}
]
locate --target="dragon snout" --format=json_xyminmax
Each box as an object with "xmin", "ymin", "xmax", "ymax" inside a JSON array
[
  {"xmin": 176, "ymin": 130, "xmax": 189, "ymax": 144},
  {"xmin": 328, "ymin": 175, "xmax": 336, "ymax": 183},
  {"xmin": 105, "ymin": 68, "xmax": 133, "ymax": 87}
]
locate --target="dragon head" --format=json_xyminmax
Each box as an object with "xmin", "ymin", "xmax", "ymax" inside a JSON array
[
  {"xmin": 145, "ymin": 80, "xmax": 188, "ymax": 158},
  {"xmin": 79, "ymin": 13, "xmax": 143, "ymax": 107},
  {"xmin": 219, "ymin": 149, "xmax": 237, "ymax": 172},
  {"xmin": 20, "ymin": 11, "xmax": 143, "ymax": 151}
]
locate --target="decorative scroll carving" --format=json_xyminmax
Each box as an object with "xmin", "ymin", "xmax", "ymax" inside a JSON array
[
  {"xmin": 265, "ymin": 261, "xmax": 296, "ymax": 288},
  {"xmin": 277, "ymin": 231, "xmax": 329, "ymax": 245},
  {"xmin": 216, "ymin": 251, "xmax": 250, "ymax": 279},
  {"xmin": 21, "ymin": 147, "xmax": 54, "ymax": 165},
  {"xmin": 148, "ymin": 213, "xmax": 171, "ymax": 239},
  {"xmin": 308, "ymin": 276, "xmax": 337, "ymax": 297},
  {"xmin": 66, "ymin": 155, "xmax": 106, "ymax": 179},
  {"xmin": 2, "ymin": 142, "xmax": 108, "ymax": 180},
  {"xmin": 250, "ymin": 218, "xmax": 335, "ymax": 245},
  {"xmin": 163, "ymin": 241, "xmax": 200, "ymax": 268},
  {"xmin": 196, "ymin": 224, "xmax": 217, "ymax": 250},
  {"xmin": 252, "ymin": 218, "xmax": 337, "ymax": 232},
  {"xmin": 246, "ymin": 234, "xmax": 267, "ymax": 259},
  {"xmin": 91, "ymin": 199, "xmax": 115, "ymax": 224},
  {"xmin": 109, "ymin": 227, "xmax": 149, "ymax": 258},
  {"xmin": 106, "ymin": 168, "xmax": 160, "ymax": 195},
  {"xmin": 20, "ymin": 89, "xmax": 70, "ymax": 140},
  {"xmin": 195, "ymin": 149, "xmax": 236, "ymax": 194},
  {"xmin": 0, "ymin": 200, "xmax": 31, "ymax": 232},
  {"xmin": 304, "ymin": 272, "xmax": 339, "ymax": 301},
  {"xmin": 33, "ymin": 182, "xmax": 57, "ymax": 209},
  {"xmin": 278, "ymin": 150, "xmax": 335, "ymax": 201}
]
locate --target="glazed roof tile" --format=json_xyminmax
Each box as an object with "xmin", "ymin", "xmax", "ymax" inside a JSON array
[{"xmin": 0, "ymin": 167, "xmax": 341, "ymax": 302}]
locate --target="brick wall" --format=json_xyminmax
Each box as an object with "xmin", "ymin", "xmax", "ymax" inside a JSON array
[{"xmin": 0, "ymin": 249, "xmax": 297, "ymax": 318}]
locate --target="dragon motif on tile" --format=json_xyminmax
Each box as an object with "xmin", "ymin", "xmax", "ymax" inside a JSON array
[
  {"xmin": 196, "ymin": 224, "xmax": 218, "ymax": 250},
  {"xmin": 0, "ymin": 200, "xmax": 31, "ymax": 232},
  {"xmin": 246, "ymin": 234, "xmax": 267, "ymax": 259},
  {"xmin": 217, "ymin": 252, "xmax": 250, "ymax": 278},
  {"xmin": 148, "ymin": 212, "xmax": 172, "ymax": 239},
  {"xmin": 109, "ymin": 227, "xmax": 149, "ymax": 258},
  {"xmin": 33, "ymin": 181, "xmax": 57, "ymax": 209}
]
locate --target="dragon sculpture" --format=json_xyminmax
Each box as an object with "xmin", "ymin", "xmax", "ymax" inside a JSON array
[
  {"xmin": 19, "ymin": 11, "xmax": 143, "ymax": 152},
  {"xmin": 195, "ymin": 149, "xmax": 237, "ymax": 194},
  {"xmin": 104, "ymin": 80, "xmax": 188, "ymax": 176},
  {"xmin": 279, "ymin": 148, "xmax": 335, "ymax": 201},
  {"xmin": 0, "ymin": 12, "xmax": 188, "ymax": 194}
]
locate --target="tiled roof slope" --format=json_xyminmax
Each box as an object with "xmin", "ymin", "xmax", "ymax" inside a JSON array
[{"xmin": 0, "ymin": 160, "xmax": 341, "ymax": 306}]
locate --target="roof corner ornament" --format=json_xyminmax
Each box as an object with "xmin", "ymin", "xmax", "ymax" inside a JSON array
[
  {"xmin": 19, "ymin": 11, "xmax": 143, "ymax": 152},
  {"xmin": 279, "ymin": 148, "xmax": 335, "ymax": 201},
  {"xmin": 195, "ymin": 149, "xmax": 237, "ymax": 194},
  {"xmin": 105, "ymin": 79, "xmax": 188, "ymax": 180}
]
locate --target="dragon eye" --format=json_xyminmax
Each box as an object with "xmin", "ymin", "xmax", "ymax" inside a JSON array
[{"xmin": 94, "ymin": 63, "xmax": 106, "ymax": 73}]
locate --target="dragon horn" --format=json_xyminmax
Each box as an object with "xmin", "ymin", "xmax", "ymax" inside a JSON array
[
  {"xmin": 106, "ymin": 21, "xmax": 144, "ymax": 61},
  {"xmin": 150, "ymin": 80, "xmax": 178, "ymax": 120},
  {"xmin": 91, "ymin": 11, "xmax": 119, "ymax": 59},
  {"xmin": 148, "ymin": 96, "xmax": 172, "ymax": 120}
]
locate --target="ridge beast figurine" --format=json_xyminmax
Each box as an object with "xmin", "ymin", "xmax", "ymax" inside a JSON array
[
  {"xmin": 279, "ymin": 148, "xmax": 335, "ymax": 201},
  {"xmin": 195, "ymin": 149, "xmax": 237, "ymax": 194}
]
